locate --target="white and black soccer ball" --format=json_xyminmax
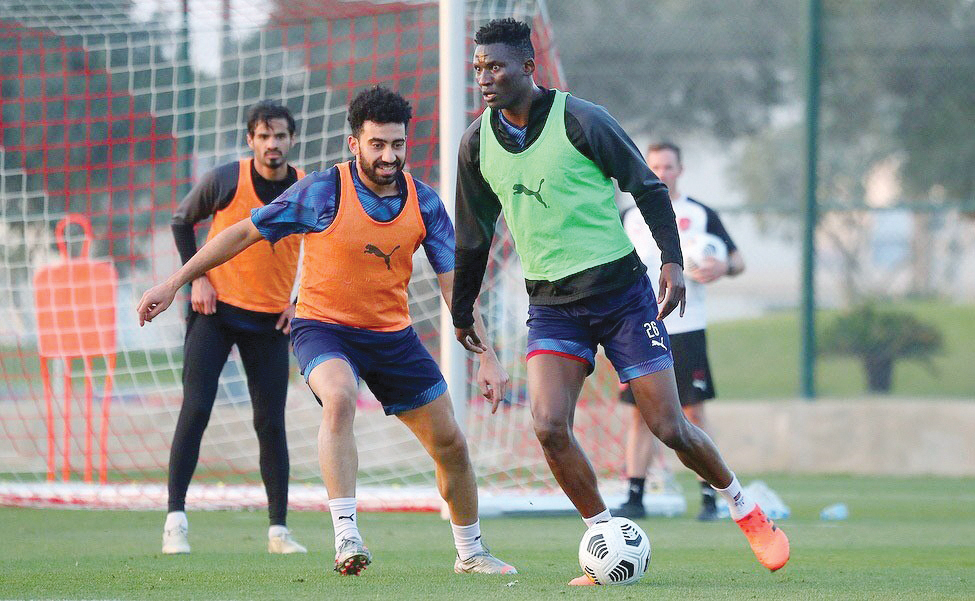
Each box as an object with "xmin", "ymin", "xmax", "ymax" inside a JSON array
[
  {"xmin": 578, "ymin": 517, "xmax": 651, "ymax": 585},
  {"xmin": 681, "ymin": 232, "xmax": 728, "ymax": 271}
]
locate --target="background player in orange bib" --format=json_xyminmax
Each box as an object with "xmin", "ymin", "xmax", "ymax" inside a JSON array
[
  {"xmin": 139, "ymin": 87, "xmax": 516, "ymax": 577},
  {"xmin": 162, "ymin": 101, "xmax": 306, "ymax": 556}
]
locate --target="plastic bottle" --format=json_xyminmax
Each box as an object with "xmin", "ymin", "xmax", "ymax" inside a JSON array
[{"xmin": 820, "ymin": 502, "xmax": 849, "ymax": 521}]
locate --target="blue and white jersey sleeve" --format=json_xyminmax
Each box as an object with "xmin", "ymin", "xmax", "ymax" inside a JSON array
[
  {"xmin": 415, "ymin": 178, "xmax": 456, "ymax": 274},
  {"xmin": 251, "ymin": 166, "xmax": 340, "ymax": 244}
]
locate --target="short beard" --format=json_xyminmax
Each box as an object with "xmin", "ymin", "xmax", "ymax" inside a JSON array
[
  {"xmin": 258, "ymin": 153, "xmax": 285, "ymax": 170},
  {"xmin": 360, "ymin": 157, "xmax": 402, "ymax": 187}
]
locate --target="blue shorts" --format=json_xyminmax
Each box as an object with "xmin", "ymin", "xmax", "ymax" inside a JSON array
[
  {"xmin": 290, "ymin": 318, "xmax": 447, "ymax": 415},
  {"xmin": 526, "ymin": 275, "xmax": 674, "ymax": 382}
]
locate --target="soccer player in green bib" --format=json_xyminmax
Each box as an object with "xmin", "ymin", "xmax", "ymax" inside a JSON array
[{"xmin": 451, "ymin": 19, "xmax": 790, "ymax": 583}]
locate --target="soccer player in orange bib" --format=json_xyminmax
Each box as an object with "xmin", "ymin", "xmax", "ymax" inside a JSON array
[
  {"xmin": 163, "ymin": 101, "xmax": 306, "ymax": 556},
  {"xmin": 139, "ymin": 87, "xmax": 516, "ymax": 576}
]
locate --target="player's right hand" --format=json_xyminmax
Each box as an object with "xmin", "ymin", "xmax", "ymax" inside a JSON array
[
  {"xmin": 656, "ymin": 263, "xmax": 686, "ymax": 320},
  {"xmin": 191, "ymin": 276, "xmax": 217, "ymax": 315},
  {"xmin": 456, "ymin": 326, "xmax": 487, "ymax": 353},
  {"xmin": 137, "ymin": 282, "xmax": 177, "ymax": 326}
]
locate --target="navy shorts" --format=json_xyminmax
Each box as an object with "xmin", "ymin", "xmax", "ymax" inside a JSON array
[
  {"xmin": 290, "ymin": 318, "xmax": 447, "ymax": 416},
  {"xmin": 526, "ymin": 275, "xmax": 674, "ymax": 382},
  {"xmin": 619, "ymin": 330, "xmax": 714, "ymax": 407}
]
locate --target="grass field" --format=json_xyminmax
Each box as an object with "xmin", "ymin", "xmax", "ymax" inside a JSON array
[{"xmin": 3, "ymin": 474, "xmax": 973, "ymax": 600}]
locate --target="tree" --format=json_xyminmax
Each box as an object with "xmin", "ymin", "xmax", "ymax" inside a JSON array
[{"xmin": 819, "ymin": 304, "xmax": 942, "ymax": 393}]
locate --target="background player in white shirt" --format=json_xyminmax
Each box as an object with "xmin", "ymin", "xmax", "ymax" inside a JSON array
[{"xmin": 616, "ymin": 142, "xmax": 745, "ymax": 521}]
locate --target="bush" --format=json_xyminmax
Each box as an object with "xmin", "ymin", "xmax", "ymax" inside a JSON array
[{"xmin": 819, "ymin": 304, "xmax": 943, "ymax": 393}]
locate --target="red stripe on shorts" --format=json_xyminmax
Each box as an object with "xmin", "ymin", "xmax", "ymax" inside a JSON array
[{"xmin": 526, "ymin": 349, "xmax": 591, "ymax": 365}]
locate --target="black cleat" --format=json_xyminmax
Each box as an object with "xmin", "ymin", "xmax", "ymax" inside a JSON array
[
  {"xmin": 614, "ymin": 501, "xmax": 646, "ymax": 519},
  {"xmin": 697, "ymin": 502, "xmax": 721, "ymax": 521}
]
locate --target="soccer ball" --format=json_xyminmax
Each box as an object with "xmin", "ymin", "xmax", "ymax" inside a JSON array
[
  {"xmin": 681, "ymin": 232, "xmax": 728, "ymax": 271},
  {"xmin": 578, "ymin": 517, "xmax": 651, "ymax": 585}
]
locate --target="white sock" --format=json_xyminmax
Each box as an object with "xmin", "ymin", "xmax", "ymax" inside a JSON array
[
  {"xmin": 164, "ymin": 511, "xmax": 187, "ymax": 530},
  {"xmin": 713, "ymin": 474, "xmax": 756, "ymax": 521},
  {"xmin": 583, "ymin": 508, "xmax": 612, "ymax": 529},
  {"xmin": 268, "ymin": 524, "xmax": 289, "ymax": 539},
  {"xmin": 451, "ymin": 521, "xmax": 485, "ymax": 561},
  {"xmin": 328, "ymin": 497, "xmax": 361, "ymax": 550}
]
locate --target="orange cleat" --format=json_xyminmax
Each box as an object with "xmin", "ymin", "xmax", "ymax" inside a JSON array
[
  {"xmin": 568, "ymin": 574, "xmax": 597, "ymax": 586},
  {"xmin": 735, "ymin": 505, "xmax": 790, "ymax": 572}
]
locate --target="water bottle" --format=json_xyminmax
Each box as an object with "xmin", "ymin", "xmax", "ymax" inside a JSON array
[{"xmin": 820, "ymin": 502, "xmax": 849, "ymax": 521}]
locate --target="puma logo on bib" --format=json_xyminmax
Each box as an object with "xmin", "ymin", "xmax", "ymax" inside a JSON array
[
  {"xmin": 512, "ymin": 179, "xmax": 547, "ymax": 208},
  {"xmin": 364, "ymin": 244, "xmax": 400, "ymax": 270}
]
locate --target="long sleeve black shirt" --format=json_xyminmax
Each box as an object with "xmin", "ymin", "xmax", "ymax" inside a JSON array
[
  {"xmin": 170, "ymin": 160, "xmax": 300, "ymax": 265},
  {"xmin": 452, "ymin": 87, "xmax": 682, "ymax": 329}
]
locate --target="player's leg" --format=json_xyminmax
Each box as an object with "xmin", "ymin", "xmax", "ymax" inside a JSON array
[
  {"xmin": 528, "ymin": 354, "xmax": 609, "ymax": 521},
  {"xmin": 616, "ymin": 386, "xmax": 657, "ymax": 518},
  {"xmin": 164, "ymin": 312, "xmax": 233, "ymax": 554},
  {"xmin": 630, "ymin": 366, "xmax": 787, "ymax": 570},
  {"xmin": 605, "ymin": 277, "xmax": 788, "ymax": 571},
  {"xmin": 396, "ymin": 394, "xmax": 476, "ymax": 523},
  {"xmin": 523, "ymin": 303, "xmax": 610, "ymax": 525},
  {"xmin": 366, "ymin": 328, "xmax": 514, "ymax": 574},
  {"xmin": 236, "ymin": 328, "xmax": 305, "ymax": 553},
  {"xmin": 673, "ymin": 329, "xmax": 719, "ymax": 520},
  {"xmin": 682, "ymin": 401, "xmax": 718, "ymax": 520},
  {"xmin": 290, "ymin": 318, "xmax": 370, "ymax": 574},
  {"xmin": 395, "ymin": 394, "xmax": 513, "ymax": 574},
  {"xmin": 627, "ymin": 370, "xmax": 730, "ymax": 488},
  {"xmin": 307, "ymin": 358, "xmax": 371, "ymax": 573}
]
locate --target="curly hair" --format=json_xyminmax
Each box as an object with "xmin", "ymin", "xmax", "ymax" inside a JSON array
[
  {"xmin": 474, "ymin": 18, "xmax": 534, "ymax": 59},
  {"xmin": 246, "ymin": 101, "xmax": 296, "ymax": 136},
  {"xmin": 347, "ymin": 86, "xmax": 413, "ymax": 138}
]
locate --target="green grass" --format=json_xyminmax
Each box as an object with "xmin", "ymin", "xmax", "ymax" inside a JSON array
[
  {"xmin": 3, "ymin": 474, "xmax": 973, "ymax": 600},
  {"xmin": 709, "ymin": 301, "xmax": 975, "ymax": 398}
]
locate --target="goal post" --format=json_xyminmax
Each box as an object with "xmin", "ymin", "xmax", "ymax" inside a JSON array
[{"xmin": 438, "ymin": 0, "xmax": 467, "ymax": 430}]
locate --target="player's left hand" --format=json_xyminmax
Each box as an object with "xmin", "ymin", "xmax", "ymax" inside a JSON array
[
  {"xmin": 137, "ymin": 282, "xmax": 177, "ymax": 326},
  {"xmin": 687, "ymin": 257, "xmax": 728, "ymax": 284},
  {"xmin": 455, "ymin": 326, "xmax": 487, "ymax": 353},
  {"xmin": 276, "ymin": 303, "xmax": 296, "ymax": 335},
  {"xmin": 477, "ymin": 354, "xmax": 509, "ymax": 414},
  {"xmin": 657, "ymin": 263, "xmax": 686, "ymax": 320}
]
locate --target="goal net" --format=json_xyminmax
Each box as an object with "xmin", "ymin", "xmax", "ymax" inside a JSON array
[{"xmin": 0, "ymin": 0, "xmax": 682, "ymax": 516}]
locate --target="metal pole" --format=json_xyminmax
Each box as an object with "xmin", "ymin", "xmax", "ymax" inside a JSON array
[
  {"xmin": 801, "ymin": 0, "xmax": 822, "ymax": 399},
  {"xmin": 178, "ymin": 0, "xmax": 195, "ymax": 193},
  {"xmin": 439, "ymin": 0, "xmax": 469, "ymax": 427}
]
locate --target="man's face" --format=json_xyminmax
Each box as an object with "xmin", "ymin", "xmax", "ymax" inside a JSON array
[
  {"xmin": 473, "ymin": 43, "xmax": 532, "ymax": 110},
  {"xmin": 247, "ymin": 118, "xmax": 294, "ymax": 169},
  {"xmin": 348, "ymin": 120, "xmax": 407, "ymax": 187},
  {"xmin": 646, "ymin": 149, "xmax": 683, "ymax": 192}
]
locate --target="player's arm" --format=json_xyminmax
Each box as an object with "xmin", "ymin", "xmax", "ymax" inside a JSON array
[
  {"xmin": 416, "ymin": 178, "xmax": 508, "ymax": 411},
  {"xmin": 564, "ymin": 97, "xmax": 684, "ymax": 319},
  {"xmin": 452, "ymin": 120, "xmax": 503, "ymax": 331},
  {"xmin": 711, "ymin": 209, "xmax": 744, "ymax": 276},
  {"xmin": 727, "ymin": 250, "xmax": 745, "ymax": 276},
  {"xmin": 172, "ymin": 164, "xmax": 238, "ymax": 315},
  {"xmin": 138, "ymin": 218, "xmax": 264, "ymax": 325},
  {"xmin": 690, "ymin": 207, "xmax": 745, "ymax": 283},
  {"xmin": 438, "ymin": 270, "xmax": 509, "ymax": 412}
]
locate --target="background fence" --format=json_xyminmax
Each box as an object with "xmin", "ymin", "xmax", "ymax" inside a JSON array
[
  {"xmin": 0, "ymin": 0, "xmax": 972, "ymax": 509},
  {"xmin": 549, "ymin": 0, "xmax": 975, "ymax": 398}
]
